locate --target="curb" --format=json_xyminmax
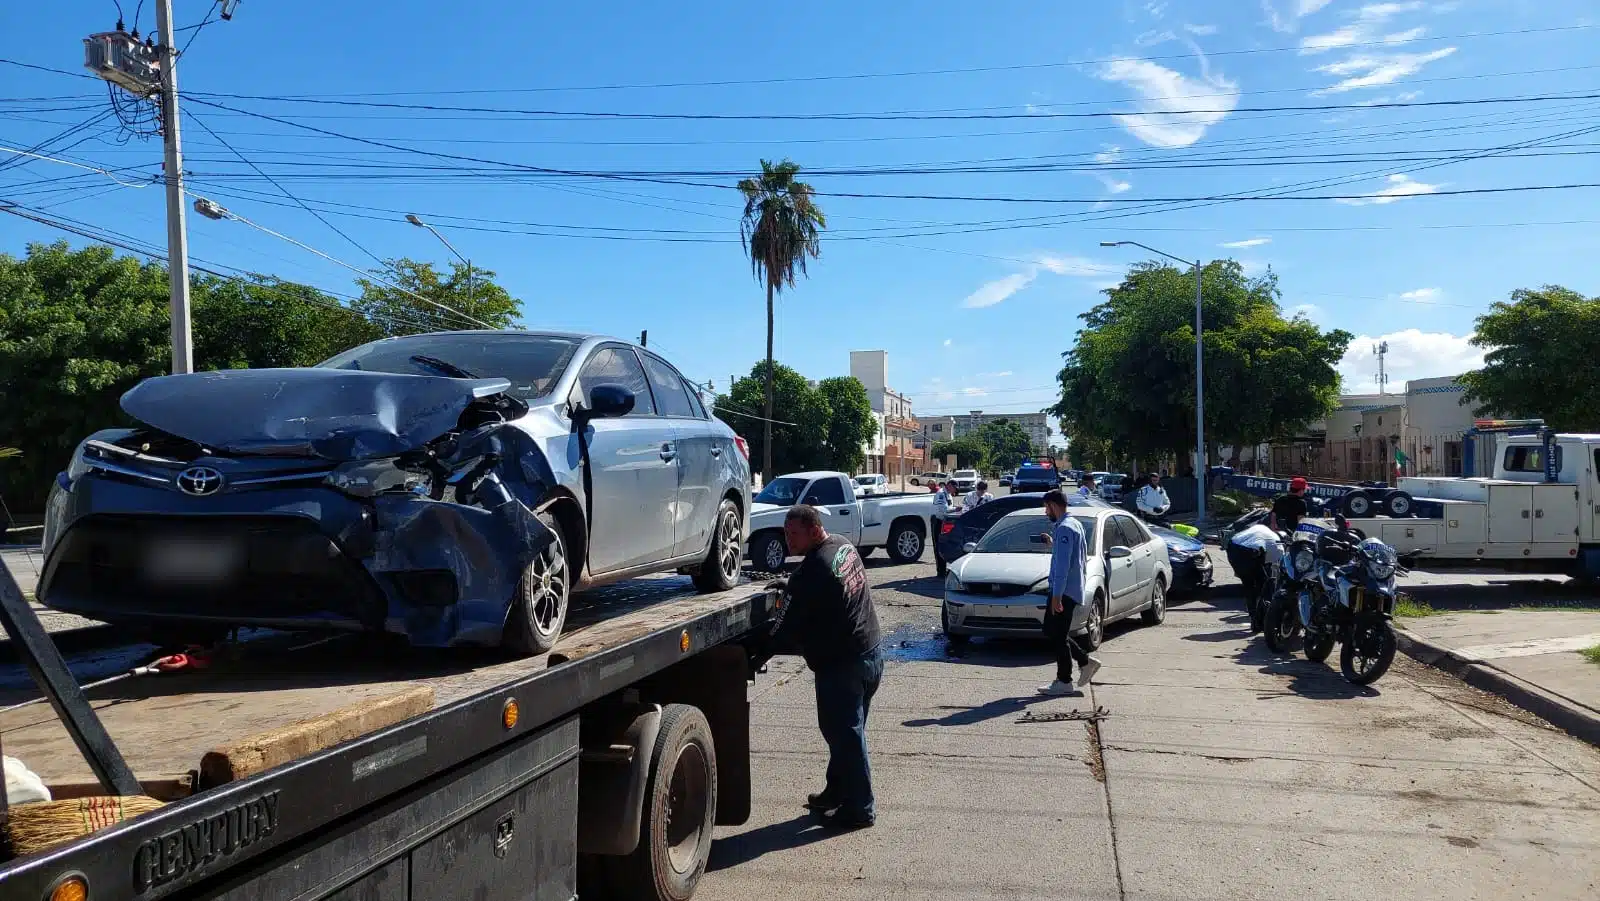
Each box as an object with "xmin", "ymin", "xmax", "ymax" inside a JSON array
[{"xmin": 1393, "ymin": 625, "xmax": 1600, "ymax": 749}]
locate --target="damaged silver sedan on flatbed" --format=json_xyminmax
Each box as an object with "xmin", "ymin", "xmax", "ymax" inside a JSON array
[{"xmin": 37, "ymin": 331, "xmax": 752, "ymax": 654}]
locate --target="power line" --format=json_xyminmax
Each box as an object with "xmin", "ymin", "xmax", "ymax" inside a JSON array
[
  {"xmin": 187, "ymin": 108, "xmax": 389, "ymax": 267},
  {"xmin": 0, "ymin": 143, "xmax": 156, "ymax": 188},
  {"xmin": 201, "ymin": 23, "xmax": 1596, "ymax": 96},
  {"xmin": 184, "ymin": 88, "xmax": 1600, "ymax": 122},
  {"xmin": 179, "ymin": 1, "xmax": 222, "ymax": 58}
]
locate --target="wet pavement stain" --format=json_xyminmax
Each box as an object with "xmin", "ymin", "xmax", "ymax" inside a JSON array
[{"xmin": 879, "ymin": 623, "xmax": 952, "ymax": 662}]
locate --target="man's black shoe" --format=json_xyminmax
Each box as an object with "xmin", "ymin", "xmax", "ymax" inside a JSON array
[
  {"xmin": 817, "ymin": 809, "xmax": 875, "ymax": 831},
  {"xmin": 804, "ymin": 792, "xmax": 838, "ymax": 811}
]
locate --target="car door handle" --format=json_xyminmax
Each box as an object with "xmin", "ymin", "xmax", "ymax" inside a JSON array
[
  {"xmin": 660, "ymin": 443, "xmax": 677, "ymax": 461},
  {"xmin": 838, "ymin": 508, "xmax": 852, "ymax": 515},
  {"xmin": 710, "ymin": 447, "xmax": 722, "ymax": 457}
]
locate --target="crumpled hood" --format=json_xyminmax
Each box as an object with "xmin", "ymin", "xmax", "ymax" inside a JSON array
[
  {"xmin": 951, "ymin": 552, "xmax": 1051, "ymax": 586},
  {"xmin": 120, "ymin": 368, "xmax": 514, "ymax": 461}
]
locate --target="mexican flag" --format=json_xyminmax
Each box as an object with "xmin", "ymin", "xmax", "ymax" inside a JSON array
[{"xmin": 1394, "ymin": 447, "xmax": 1409, "ymax": 475}]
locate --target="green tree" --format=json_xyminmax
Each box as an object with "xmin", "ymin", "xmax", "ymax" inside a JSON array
[
  {"xmin": 738, "ymin": 159, "xmax": 826, "ymax": 481},
  {"xmin": 717, "ymin": 361, "xmax": 830, "ymax": 475},
  {"xmin": 1457, "ymin": 286, "xmax": 1600, "ymax": 431},
  {"xmin": 354, "ymin": 258, "xmax": 521, "ymax": 336},
  {"xmin": 1051, "ymin": 260, "xmax": 1350, "ymax": 467},
  {"xmin": 815, "ymin": 376, "xmax": 877, "ymax": 473},
  {"xmin": 0, "ymin": 242, "xmax": 388, "ymax": 510},
  {"xmin": 975, "ymin": 418, "xmax": 1034, "ymax": 473},
  {"xmin": 930, "ymin": 436, "xmax": 988, "ymax": 469}
]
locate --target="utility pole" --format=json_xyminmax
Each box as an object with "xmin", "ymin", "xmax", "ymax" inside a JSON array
[
  {"xmin": 639, "ymin": 330, "xmax": 647, "ymax": 348},
  {"xmin": 1374, "ymin": 340, "xmax": 1390, "ymax": 394},
  {"xmin": 155, "ymin": 0, "xmax": 192, "ymax": 374}
]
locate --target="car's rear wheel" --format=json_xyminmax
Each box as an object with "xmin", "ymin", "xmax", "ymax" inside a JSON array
[
  {"xmin": 751, "ymin": 531, "xmax": 787, "ymax": 573},
  {"xmin": 504, "ymin": 511, "xmax": 570, "ymax": 655},
  {"xmin": 692, "ymin": 500, "xmax": 743, "ymax": 593},
  {"xmin": 887, "ymin": 520, "xmax": 924, "ymax": 564}
]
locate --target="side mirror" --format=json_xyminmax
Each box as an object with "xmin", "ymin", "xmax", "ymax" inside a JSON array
[
  {"xmin": 962, "ymin": 542, "xmax": 978, "ymax": 554},
  {"xmin": 1106, "ymin": 545, "xmax": 1133, "ymax": 559},
  {"xmin": 577, "ymin": 384, "xmax": 634, "ymax": 421}
]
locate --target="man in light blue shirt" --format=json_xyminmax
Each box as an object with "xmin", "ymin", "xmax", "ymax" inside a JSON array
[{"xmin": 1040, "ymin": 489, "xmax": 1102, "ymax": 696}]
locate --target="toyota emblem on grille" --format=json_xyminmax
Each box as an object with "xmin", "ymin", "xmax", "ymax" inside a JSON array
[{"xmin": 176, "ymin": 466, "xmax": 225, "ymax": 496}]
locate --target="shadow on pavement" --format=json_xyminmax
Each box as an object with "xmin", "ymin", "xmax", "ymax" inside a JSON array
[
  {"xmin": 1234, "ymin": 640, "xmax": 1379, "ymax": 700},
  {"xmin": 901, "ymin": 693, "xmax": 1051, "ymax": 728},
  {"xmin": 709, "ymin": 813, "xmax": 837, "ymax": 871},
  {"xmin": 872, "ymin": 575, "xmax": 942, "ymax": 600},
  {"xmin": 1400, "ymin": 578, "xmax": 1598, "ymax": 612}
]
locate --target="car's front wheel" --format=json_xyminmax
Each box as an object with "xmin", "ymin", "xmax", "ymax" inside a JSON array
[
  {"xmin": 504, "ymin": 511, "xmax": 571, "ymax": 655},
  {"xmin": 692, "ymin": 500, "xmax": 743, "ymax": 593},
  {"xmin": 1080, "ymin": 592, "xmax": 1106, "ymax": 651}
]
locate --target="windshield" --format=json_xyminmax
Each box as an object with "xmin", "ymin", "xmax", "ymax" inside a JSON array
[
  {"xmin": 954, "ymin": 470, "xmax": 977, "ymax": 479},
  {"xmin": 855, "ymin": 476, "xmax": 881, "ymax": 485},
  {"xmin": 755, "ymin": 477, "xmax": 809, "ymax": 506},
  {"xmin": 976, "ymin": 514, "xmax": 1098, "ymax": 554},
  {"xmin": 319, "ymin": 333, "xmax": 581, "ymax": 402}
]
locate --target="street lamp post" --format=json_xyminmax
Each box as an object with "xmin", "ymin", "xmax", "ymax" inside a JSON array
[
  {"xmin": 406, "ymin": 214, "xmax": 474, "ymax": 320},
  {"xmin": 1100, "ymin": 240, "xmax": 1206, "ymax": 522}
]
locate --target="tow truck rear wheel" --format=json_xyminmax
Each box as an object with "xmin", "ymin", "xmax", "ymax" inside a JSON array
[
  {"xmin": 503, "ymin": 511, "xmax": 570, "ymax": 655},
  {"xmin": 615, "ymin": 704, "xmax": 718, "ymax": 901}
]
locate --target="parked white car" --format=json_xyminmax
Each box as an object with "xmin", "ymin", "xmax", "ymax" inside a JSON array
[
  {"xmin": 942, "ymin": 507, "xmax": 1171, "ymax": 649},
  {"xmin": 853, "ymin": 473, "xmax": 889, "ymax": 496},
  {"xmin": 949, "ymin": 469, "xmax": 979, "ymax": 494},
  {"xmin": 747, "ymin": 471, "xmax": 937, "ymax": 570}
]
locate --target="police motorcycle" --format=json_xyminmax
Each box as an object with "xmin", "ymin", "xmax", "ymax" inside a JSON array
[
  {"xmin": 1260, "ymin": 520, "xmax": 1320, "ymax": 646},
  {"xmin": 1264, "ymin": 512, "xmax": 1402, "ymax": 685}
]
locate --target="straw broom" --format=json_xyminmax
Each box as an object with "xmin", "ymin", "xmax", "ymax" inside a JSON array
[{"xmin": 5, "ymin": 795, "xmax": 164, "ymax": 856}]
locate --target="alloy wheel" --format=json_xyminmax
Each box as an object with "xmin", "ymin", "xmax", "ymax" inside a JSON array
[
  {"xmin": 527, "ymin": 530, "xmax": 568, "ymax": 638},
  {"xmin": 716, "ymin": 511, "xmax": 741, "ymax": 581},
  {"xmin": 896, "ymin": 529, "xmax": 922, "ymax": 559}
]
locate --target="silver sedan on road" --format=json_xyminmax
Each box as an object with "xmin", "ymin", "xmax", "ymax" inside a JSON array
[{"xmin": 942, "ymin": 507, "xmax": 1172, "ymax": 650}]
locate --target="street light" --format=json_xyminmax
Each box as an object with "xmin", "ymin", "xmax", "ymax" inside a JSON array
[
  {"xmin": 406, "ymin": 213, "xmax": 474, "ymax": 316},
  {"xmin": 1100, "ymin": 240, "xmax": 1207, "ymax": 522}
]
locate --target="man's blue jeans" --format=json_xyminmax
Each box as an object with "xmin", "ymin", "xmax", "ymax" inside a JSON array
[{"xmin": 812, "ymin": 645, "xmax": 886, "ymax": 818}]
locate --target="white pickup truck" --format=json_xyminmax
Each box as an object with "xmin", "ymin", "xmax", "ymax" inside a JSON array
[
  {"xmin": 746, "ymin": 470, "xmax": 938, "ymax": 571},
  {"xmin": 1340, "ymin": 431, "xmax": 1600, "ymax": 581}
]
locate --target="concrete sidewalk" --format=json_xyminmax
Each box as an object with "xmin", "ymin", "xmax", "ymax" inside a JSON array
[
  {"xmin": 1397, "ymin": 610, "xmax": 1600, "ymax": 748},
  {"xmin": 1, "ymin": 546, "xmax": 41, "ymax": 597}
]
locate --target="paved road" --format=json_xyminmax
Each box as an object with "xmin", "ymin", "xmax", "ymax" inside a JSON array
[{"xmin": 697, "ymin": 550, "xmax": 1600, "ymax": 901}]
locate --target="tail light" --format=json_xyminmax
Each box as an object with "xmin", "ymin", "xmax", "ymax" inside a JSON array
[
  {"xmin": 733, "ymin": 436, "xmax": 749, "ymax": 461},
  {"xmin": 940, "ymin": 521, "xmax": 955, "ymax": 535}
]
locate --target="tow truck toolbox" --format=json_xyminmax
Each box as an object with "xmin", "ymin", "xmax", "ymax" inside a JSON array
[{"xmin": 0, "ymin": 560, "xmax": 780, "ymax": 901}]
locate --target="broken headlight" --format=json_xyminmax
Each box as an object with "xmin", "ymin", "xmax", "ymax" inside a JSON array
[{"xmin": 326, "ymin": 460, "xmax": 434, "ymax": 498}]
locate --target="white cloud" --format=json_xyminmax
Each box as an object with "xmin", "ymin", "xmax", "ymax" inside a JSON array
[
  {"xmin": 1136, "ymin": 29, "xmax": 1178, "ymax": 47},
  {"xmin": 1354, "ymin": 90, "xmax": 1422, "ymax": 105},
  {"xmin": 1399, "ymin": 287, "xmax": 1440, "ymax": 301},
  {"xmin": 1095, "ymin": 55, "xmax": 1240, "ymax": 148},
  {"xmin": 1335, "ymin": 173, "xmax": 1441, "ymax": 205},
  {"xmin": 1312, "ymin": 47, "xmax": 1456, "ymax": 94},
  {"xmin": 1290, "ymin": 303, "xmax": 1322, "ymax": 319},
  {"xmin": 943, "ymin": 339, "xmax": 953, "ymax": 347},
  {"xmin": 1263, "ymin": 0, "xmax": 1335, "ymax": 33},
  {"xmin": 979, "ymin": 370, "xmax": 1015, "ymax": 378},
  {"xmin": 1301, "ymin": 2, "xmax": 1426, "ymax": 55},
  {"xmin": 961, "ymin": 254, "xmax": 1121, "ymax": 308},
  {"xmin": 1339, "ymin": 329, "xmax": 1483, "ymax": 386},
  {"xmin": 1221, "ymin": 236, "xmax": 1272, "ymax": 248},
  {"xmin": 1093, "ymin": 146, "xmax": 1122, "ymax": 165},
  {"xmin": 1184, "ymin": 23, "xmax": 1219, "ymax": 36},
  {"xmin": 1239, "ymin": 259, "xmax": 1270, "ymax": 277},
  {"xmin": 963, "ymin": 272, "xmax": 1038, "ymax": 308},
  {"xmin": 962, "ymin": 387, "xmax": 987, "ymax": 397},
  {"xmin": 1146, "ymin": 1, "xmax": 1169, "ymax": 18},
  {"xmin": 1096, "ymin": 174, "xmax": 1133, "ymax": 194}
]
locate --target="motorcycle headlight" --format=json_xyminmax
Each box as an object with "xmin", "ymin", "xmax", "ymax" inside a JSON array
[
  {"xmin": 1362, "ymin": 539, "xmax": 1398, "ymax": 580},
  {"xmin": 944, "ymin": 572, "xmax": 966, "ymax": 592},
  {"xmin": 1292, "ymin": 547, "xmax": 1316, "ymax": 576}
]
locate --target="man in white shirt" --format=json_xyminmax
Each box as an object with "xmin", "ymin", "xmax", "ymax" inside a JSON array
[
  {"xmin": 1136, "ymin": 474, "xmax": 1172, "ymax": 518},
  {"xmin": 962, "ymin": 481, "xmax": 992, "ymax": 510},
  {"xmin": 932, "ymin": 481, "xmax": 952, "ymax": 519},
  {"xmin": 1226, "ymin": 523, "xmax": 1281, "ymax": 620}
]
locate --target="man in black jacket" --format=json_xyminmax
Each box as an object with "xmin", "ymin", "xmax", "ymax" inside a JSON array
[{"xmin": 767, "ymin": 504, "xmax": 884, "ymax": 830}]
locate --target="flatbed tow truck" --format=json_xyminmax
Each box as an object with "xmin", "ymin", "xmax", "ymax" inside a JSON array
[{"xmin": 0, "ymin": 557, "xmax": 780, "ymax": 901}]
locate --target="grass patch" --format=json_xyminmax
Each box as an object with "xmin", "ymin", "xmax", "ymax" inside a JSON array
[
  {"xmin": 1394, "ymin": 594, "xmax": 1439, "ymax": 618},
  {"xmin": 1581, "ymin": 645, "xmax": 1600, "ymax": 666}
]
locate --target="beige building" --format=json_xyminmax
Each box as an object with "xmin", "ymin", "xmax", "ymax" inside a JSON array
[
  {"xmin": 849, "ymin": 350, "xmax": 924, "ymax": 479},
  {"xmin": 1270, "ymin": 377, "xmax": 1475, "ymax": 482},
  {"xmin": 953, "ymin": 410, "xmax": 1050, "ymax": 452}
]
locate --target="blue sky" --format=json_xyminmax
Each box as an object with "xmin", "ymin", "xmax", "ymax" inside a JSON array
[{"xmin": 4, "ymin": 1, "xmax": 1598, "ymax": 441}]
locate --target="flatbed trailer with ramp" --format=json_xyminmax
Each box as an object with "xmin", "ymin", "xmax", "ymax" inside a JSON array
[{"xmin": 0, "ymin": 557, "xmax": 780, "ymax": 901}]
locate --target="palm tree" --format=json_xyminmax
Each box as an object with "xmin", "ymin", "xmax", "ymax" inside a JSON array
[{"xmin": 738, "ymin": 159, "xmax": 826, "ymax": 482}]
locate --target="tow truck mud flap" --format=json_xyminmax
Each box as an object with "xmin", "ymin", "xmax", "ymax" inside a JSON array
[{"xmin": 201, "ymin": 716, "xmax": 578, "ymax": 901}]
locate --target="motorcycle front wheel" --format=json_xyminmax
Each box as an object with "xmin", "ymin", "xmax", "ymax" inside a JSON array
[
  {"xmin": 1304, "ymin": 631, "xmax": 1335, "ymax": 662},
  {"xmin": 1262, "ymin": 595, "xmax": 1300, "ymax": 652},
  {"xmin": 1340, "ymin": 618, "xmax": 1397, "ymax": 684}
]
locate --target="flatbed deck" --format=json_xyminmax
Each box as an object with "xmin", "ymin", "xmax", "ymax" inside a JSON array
[{"xmin": 0, "ymin": 574, "xmax": 767, "ymax": 789}]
